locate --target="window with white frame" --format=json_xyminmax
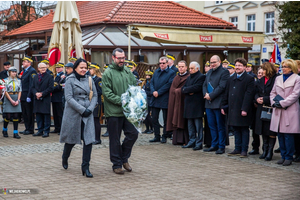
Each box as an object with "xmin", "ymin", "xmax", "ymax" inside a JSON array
[
  {"xmin": 216, "ymin": 1, "xmax": 223, "ymax": 5},
  {"xmin": 265, "ymin": 12, "xmax": 275, "ymax": 34},
  {"xmin": 230, "ymin": 17, "xmax": 238, "ymax": 28},
  {"xmin": 247, "ymin": 14, "xmax": 255, "ymax": 31}
]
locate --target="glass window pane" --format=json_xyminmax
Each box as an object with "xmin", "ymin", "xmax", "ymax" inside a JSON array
[
  {"xmin": 272, "ymin": 19, "xmax": 274, "ymax": 33},
  {"xmin": 253, "ymin": 22, "xmax": 255, "ymax": 31},
  {"xmin": 266, "ymin": 21, "xmax": 270, "ymax": 33},
  {"xmin": 103, "ymin": 27, "xmax": 137, "ymax": 46},
  {"xmin": 248, "ymin": 23, "xmax": 251, "ymax": 31},
  {"xmin": 253, "ymin": 15, "xmax": 255, "ymax": 20},
  {"xmin": 88, "ymin": 33, "xmax": 114, "ymax": 46}
]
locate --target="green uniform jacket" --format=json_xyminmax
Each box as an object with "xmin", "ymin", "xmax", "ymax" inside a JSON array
[{"xmin": 102, "ymin": 62, "xmax": 137, "ymax": 117}]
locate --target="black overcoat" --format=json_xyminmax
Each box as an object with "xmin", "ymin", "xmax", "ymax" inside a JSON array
[
  {"xmin": 51, "ymin": 72, "xmax": 64, "ymax": 103},
  {"xmin": 222, "ymin": 72, "xmax": 255, "ymax": 126},
  {"xmin": 254, "ymin": 75, "xmax": 277, "ymax": 135},
  {"xmin": 92, "ymin": 76, "xmax": 102, "ymax": 118},
  {"xmin": 31, "ymin": 73, "xmax": 54, "ymax": 114},
  {"xmin": 182, "ymin": 71, "xmax": 206, "ymax": 119}
]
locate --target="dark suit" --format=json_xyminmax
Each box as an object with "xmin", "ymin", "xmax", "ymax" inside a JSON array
[
  {"xmin": 21, "ymin": 66, "xmax": 37, "ymax": 133},
  {"xmin": 31, "ymin": 72, "xmax": 54, "ymax": 133},
  {"xmin": 92, "ymin": 76, "xmax": 102, "ymax": 141},
  {"xmin": 203, "ymin": 65, "xmax": 229, "ymax": 149},
  {"xmin": 51, "ymin": 72, "xmax": 65, "ymax": 132},
  {"xmin": 0, "ymin": 70, "xmax": 8, "ymax": 79},
  {"xmin": 222, "ymin": 71, "xmax": 255, "ymax": 152},
  {"xmin": 169, "ymin": 65, "xmax": 179, "ymax": 74}
]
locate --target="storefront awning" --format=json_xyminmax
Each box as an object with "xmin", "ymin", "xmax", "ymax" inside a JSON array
[{"xmin": 129, "ymin": 24, "xmax": 265, "ymax": 47}]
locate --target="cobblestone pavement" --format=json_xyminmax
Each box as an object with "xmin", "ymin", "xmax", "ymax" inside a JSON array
[{"xmin": 0, "ymin": 123, "xmax": 299, "ymax": 199}]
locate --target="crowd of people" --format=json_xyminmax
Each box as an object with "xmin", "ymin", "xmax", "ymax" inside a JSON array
[
  {"xmin": 1, "ymin": 48, "xmax": 299, "ymax": 177},
  {"xmin": 142, "ymin": 53, "xmax": 300, "ymax": 167}
]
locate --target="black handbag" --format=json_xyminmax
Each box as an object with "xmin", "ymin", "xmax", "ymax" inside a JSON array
[{"xmin": 260, "ymin": 105, "xmax": 272, "ymax": 121}]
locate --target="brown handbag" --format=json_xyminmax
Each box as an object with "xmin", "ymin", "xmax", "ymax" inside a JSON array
[{"xmin": 88, "ymin": 76, "xmax": 93, "ymax": 101}]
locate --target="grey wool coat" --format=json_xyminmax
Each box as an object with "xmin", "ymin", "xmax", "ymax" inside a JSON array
[{"xmin": 59, "ymin": 73, "xmax": 97, "ymax": 145}]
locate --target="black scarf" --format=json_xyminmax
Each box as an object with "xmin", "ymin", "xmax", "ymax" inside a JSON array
[{"xmin": 74, "ymin": 71, "xmax": 85, "ymax": 81}]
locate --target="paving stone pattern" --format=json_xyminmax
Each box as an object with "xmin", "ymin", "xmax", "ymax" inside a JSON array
[{"xmin": 0, "ymin": 123, "xmax": 299, "ymax": 199}]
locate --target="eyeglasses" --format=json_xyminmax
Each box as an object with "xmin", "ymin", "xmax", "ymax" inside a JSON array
[
  {"xmin": 114, "ymin": 56, "xmax": 126, "ymax": 60},
  {"xmin": 282, "ymin": 66, "xmax": 290, "ymax": 68},
  {"xmin": 159, "ymin": 62, "xmax": 166, "ymax": 65},
  {"xmin": 210, "ymin": 61, "xmax": 218, "ymax": 64}
]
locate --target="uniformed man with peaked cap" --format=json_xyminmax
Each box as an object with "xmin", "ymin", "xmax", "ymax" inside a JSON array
[{"xmin": 20, "ymin": 56, "xmax": 37, "ymax": 135}]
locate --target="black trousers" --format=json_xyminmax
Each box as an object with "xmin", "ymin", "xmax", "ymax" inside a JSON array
[
  {"xmin": 144, "ymin": 107, "xmax": 153, "ymax": 130},
  {"xmin": 52, "ymin": 102, "xmax": 63, "ymax": 131},
  {"xmin": 107, "ymin": 117, "xmax": 138, "ymax": 169},
  {"xmin": 62, "ymin": 122, "xmax": 92, "ymax": 169},
  {"xmin": 94, "ymin": 117, "xmax": 101, "ymax": 141},
  {"xmin": 21, "ymin": 101, "xmax": 34, "ymax": 132},
  {"xmin": 152, "ymin": 107, "xmax": 168, "ymax": 139},
  {"xmin": 294, "ymin": 134, "xmax": 300, "ymax": 156},
  {"xmin": 252, "ymin": 132, "xmax": 261, "ymax": 151}
]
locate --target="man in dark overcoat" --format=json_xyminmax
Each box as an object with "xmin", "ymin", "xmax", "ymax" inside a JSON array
[
  {"xmin": 203, "ymin": 55, "xmax": 229, "ymax": 154},
  {"xmin": 182, "ymin": 61, "xmax": 206, "ymax": 150},
  {"xmin": 20, "ymin": 56, "xmax": 37, "ymax": 135},
  {"xmin": 0, "ymin": 61, "xmax": 10, "ymax": 79},
  {"xmin": 50, "ymin": 62, "xmax": 65, "ymax": 134},
  {"xmin": 31, "ymin": 62, "xmax": 54, "ymax": 138},
  {"xmin": 149, "ymin": 56, "xmax": 176, "ymax": 143},
  {"xmin": 166, "ymin": 60, "xmax": 189, "ymax": 145},
  {"xmin": 222, "ymin": 58, "xmax": 255, "ymax": 158}
]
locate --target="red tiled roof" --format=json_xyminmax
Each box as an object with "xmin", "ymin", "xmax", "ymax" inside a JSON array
[{"xmin": 7, "ymin": 1, "xmax": 234, "ymax": 36}]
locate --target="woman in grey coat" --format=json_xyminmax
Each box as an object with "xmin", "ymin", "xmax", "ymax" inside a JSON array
[{"xmin": 59, "ymin": 58, "xmax": 97, "ymax": 178}]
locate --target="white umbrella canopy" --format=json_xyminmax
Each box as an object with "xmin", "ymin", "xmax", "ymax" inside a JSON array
[{"xmin": 48, "ymin": 1, "xmax": 84, "ymax": 69}]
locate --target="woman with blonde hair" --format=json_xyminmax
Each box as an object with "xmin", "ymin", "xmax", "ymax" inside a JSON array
[
  {"xmin": 270, "ymin": 59, "xmax": 300, "ymax": 166},
  {"xmin": 1, "ymin": 66, "xmax": 22, "ymax": 139}
]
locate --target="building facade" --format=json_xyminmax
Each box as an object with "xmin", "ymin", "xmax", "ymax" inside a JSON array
[{"xmin": 193, "ymin": 1, "xmax": 285, "ymax": 65}]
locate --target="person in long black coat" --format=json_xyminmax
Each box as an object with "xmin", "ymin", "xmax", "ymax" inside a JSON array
[
  {"xmin": 142, "ymin": 70, "xmax": 153, "ymax": 134},
  {"xmin": 255, "ymin": 62, "xmax": 278, "ymax": 161},
  {"xmin": 51, "ymin": 62, "xmax": 65, "ymax": 134},
  {"xmin": 182, "ymin": 62, "xmax": 206, "ymax": 150},
  {"xmin": 31, "ymin": 63, "xmax": 54, "ymax": 138},
  {"xmin": 222, "ymin": 58, "xmax": 255, "ymax": 158},
  {"xmin": 88, "ymin": 63, "xmax": 102, "ymax": 145}
]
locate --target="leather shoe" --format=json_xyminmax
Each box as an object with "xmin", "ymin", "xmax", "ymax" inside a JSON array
[
  {"xmin": 23, "ymin": 131, "xmax": 33, "ymax": 135},
  {"xmin": 82, "ymin": 168, "xmax": 93, "ymax": 178},
  {"xmin": 277, "ymin": 159, "xmax": 285, "ymax": 165},
  {"xmin": 42, "ymin": 133, "xmax": 49, "ymax": 138},
  {"xmin": 19, "ymin": 130, "xmax": 26, "ymax": 134},
  {"xmin": 13, "ymin": 134, "xmax": 21, "ymax": 139},
  {"xmin": 282, "ymin": 160, "xmax": 292, "ymax": 166},
  {"xmin": 113, "ymin": 168, "xmax": 124, "ymax": 175},
  {"xmin": 203, "ymin": 146, "xmax": 218, "ymax": 152},
  {"xmin": 182, "ymin": 143, "xmax": 195, "ymax": 148},
  {"xmin": 193, "ymin": 146, "xmax": 203, "ymax": 151},
  {"xmin": 50, "ymin": 130, "xmax": 60, "ymax": 133},
  {"xmin": 161, "ymin": 137, "xmax": 167, "ymax": 143},
  {"xmin": 215, "ymin": 149, "xmax": 225, "ymax": 154},
  {"xmin": 274, "ymin": 147, "xmax": 280, "ymax": 153},
  {"xmin": 33, "ymin": 132, "xmax": 43, "ymax": 136},
  {"xmin": 102, "ymin": 131, "xmax": 109, "ymax": 137},
  {"xmin": 2, "ymin": 131, "xmax": 8, "ymax": 137},
  {"xmin": 149, "ymin": 138, "xmax": 160, "ymax": 142},
  {"xmin": 93, "ymin": 140, "xmax": 102, "ymax": 145},
  {"xmin": 249, "ymin": 149, "xmax": 259, "ymax": 155},
  {"xmin": 123, "ymin": 163, "xmax": 132, "ymax": 172}
]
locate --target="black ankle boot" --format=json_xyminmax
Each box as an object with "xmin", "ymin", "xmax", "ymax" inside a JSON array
[
  {"xmin": 265, "ymin": 137, "xmax": 276, "ymax": 161},
  {"xmin": 82, "ymin": 167, "xmax": 93, "ymax": 178},
  {"xmin": 62, "ymin": 156, "xmax": 68, "ymax": 169},
  {"xmin": 259, "ymin": 136, "xmax": 269, "ymax": 159},
  {"xmin": 2, "ymin": 130, "xmax": 8, "ymax": 137}
]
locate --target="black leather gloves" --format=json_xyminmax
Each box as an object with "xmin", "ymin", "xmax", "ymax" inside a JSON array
[
  {"xmin": 272, "ymin": 102, "xmax": 282, "ymax": 108},
  {"xmin": 82, "ymin": 109, "xmax": 92, "ymax": 117}
]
